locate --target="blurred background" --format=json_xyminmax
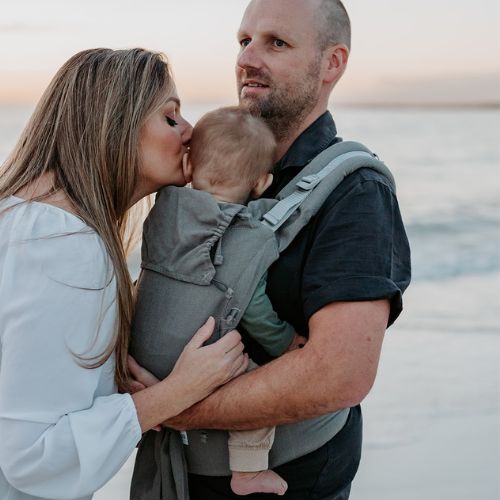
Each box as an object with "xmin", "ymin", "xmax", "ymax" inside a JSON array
[{"xmin": 1, "ymin": 1, "xmax": 499, "ymax": 499}]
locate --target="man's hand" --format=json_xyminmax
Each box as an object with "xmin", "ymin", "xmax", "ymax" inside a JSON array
[{"xmin": 286, "ymin": 333, "xmax": 308, "ymax": 352}]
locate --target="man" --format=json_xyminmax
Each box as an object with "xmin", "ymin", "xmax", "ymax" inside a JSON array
[{"xmin": 161, "ymin": 0, "xmax": 411, "ymax": 498}]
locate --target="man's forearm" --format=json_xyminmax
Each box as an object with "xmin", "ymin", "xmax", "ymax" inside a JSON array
[
  {"xmin": 166, "ymin": 343, "xmax": 349, "ymax": 431},
  {"xmin": 166, "ymin": 300, "xmax": 389, "ymax": 431}
]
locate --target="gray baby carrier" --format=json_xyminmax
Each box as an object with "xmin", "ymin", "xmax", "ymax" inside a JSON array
[{"xmin": 130, "ymin": 141, "xmax": 395, "ymax": 500}]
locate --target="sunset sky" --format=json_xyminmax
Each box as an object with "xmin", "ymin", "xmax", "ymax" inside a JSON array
[{"xmin": 1, "ymin": 0, "xmax": 499, "ymax": 105}]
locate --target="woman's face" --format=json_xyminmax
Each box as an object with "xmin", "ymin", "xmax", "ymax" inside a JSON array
[{"xmin": 135, "ymin": 88, "xmax": 192, "ymax": 202}]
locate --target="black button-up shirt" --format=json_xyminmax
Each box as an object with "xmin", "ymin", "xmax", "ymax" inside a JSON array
[{"xmin": 258, "ymin": 111, "xmax": 411, "ymax": 345}]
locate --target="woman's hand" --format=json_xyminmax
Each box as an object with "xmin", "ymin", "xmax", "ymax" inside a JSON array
[
  {"xmin": 127, "ymin": 356, "xmax": 162, "ymax": 431},
  {"xmin": 169, "ymin": 317, "xmax": 249, "ymax": 408},
  {"xmin": 128, "ymin": 355, "xmax": 160, "ymax": 393},
  {"xmin": 129, "ymin": 317, "xmax": 249, "ymax": 432}
]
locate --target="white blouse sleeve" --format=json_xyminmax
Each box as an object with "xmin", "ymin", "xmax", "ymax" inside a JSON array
[{"xmin": 0, "ymin": 226, "xmax": 142, "ymax": 499}]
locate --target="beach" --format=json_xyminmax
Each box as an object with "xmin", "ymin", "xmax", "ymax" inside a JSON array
[
  {"xmin": 94, "ymin": 272, "xmax": 500, "ymax": 500},
  {"xmin": 351, "ymin": 272, "xmax": 500, "ymax": 500},
  {"xmin": 2, "ymin": 104, "xmax": 499, "ymax": 499}
]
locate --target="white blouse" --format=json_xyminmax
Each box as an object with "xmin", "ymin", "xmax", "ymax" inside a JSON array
[{"xmin": 0, "ymin": 197, "xmax": 142, "ymax": 500}]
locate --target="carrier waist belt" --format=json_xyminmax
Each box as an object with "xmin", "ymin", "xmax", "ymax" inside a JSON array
[{"xmin": 184, "ymin": 408, "xmax": 350, "ymax": 476}]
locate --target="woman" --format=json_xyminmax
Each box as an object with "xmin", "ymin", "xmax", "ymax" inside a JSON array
[{"xmin": 0, "ymin": 48, "xmax": 248, "ymax": 500}]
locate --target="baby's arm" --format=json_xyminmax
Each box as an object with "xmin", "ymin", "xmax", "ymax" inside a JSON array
[{"xmin": 239, "ymin": 273, "xmax": 307, "ymax": 357}]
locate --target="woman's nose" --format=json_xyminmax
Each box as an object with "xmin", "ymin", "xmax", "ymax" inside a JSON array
[{"xmin": 180, "ymin": 118, "xmax": 193, "ymax": 145}]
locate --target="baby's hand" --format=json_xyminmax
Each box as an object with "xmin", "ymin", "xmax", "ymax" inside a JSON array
[{"xmin": 287, "ymin": 333, "xmax": 308, "ymax": 352}]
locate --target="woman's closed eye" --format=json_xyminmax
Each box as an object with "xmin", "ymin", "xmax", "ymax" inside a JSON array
[{"xmin": 166, "ymin": 116, "xmax": 178, "ymax": 127}]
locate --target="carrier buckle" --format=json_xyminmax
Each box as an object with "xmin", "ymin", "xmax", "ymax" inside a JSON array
[{"xmin": 297, "ymin": 175, "xmax": 321, "ymax": 191}]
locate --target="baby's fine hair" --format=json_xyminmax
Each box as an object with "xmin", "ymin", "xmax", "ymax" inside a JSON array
[{"xmin": 189, "ymin": 106, "xmax": 276, "ymax": 189}]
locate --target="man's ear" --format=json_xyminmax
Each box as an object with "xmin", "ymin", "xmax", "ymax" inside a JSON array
[
  {"xmin": 322, "ymin": 44, "xmax": 349, "ymax": 85},
  {"xmin": 182, "ymin": 152, "xmax": 193, "ymax": 183},
  {"xmin": 251, "ymin": 173, "xmax": 273, "ymax": 198}
]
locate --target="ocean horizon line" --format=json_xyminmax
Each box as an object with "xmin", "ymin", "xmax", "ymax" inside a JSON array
[
  {"xmin": 336, "ymin": 101, "xmax": 500, "ymax": 110},
  {"xmin": 1, "ymin": 100, "xmax": 499, "ymax": 111}
]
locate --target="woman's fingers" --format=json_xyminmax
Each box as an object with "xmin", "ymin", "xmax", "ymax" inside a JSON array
[
  {"xmin": 230, "ymin": 353, "xmax": 249, "ymax": 379},
  {"xmin": 213, "ymin": 329, "xmax": 242, "ymax": 352},
  {"xmin": 223, "ymin": 340, "xmax": 245, "ymax": 362},
  {"xmin": 169, "ymin": 323, "xmax": 249, "ymax": 408},
  {"xmin": 187, "ymin": 316, "xmax": 216, "ymax": 349},
  {"xmin": 128, "ymin": 354, "xmax": 148, "ymax": 379},
  {"xmin": 127, "ymin": 354, "xmax": 141, "ymax": 374},
  {"xmin": 129, "ymin": 380, "xmax": 146, "ymax": 394},
  {"xmin": 127, "ymin": 355, "xmax": 160, "ymax": 387}
]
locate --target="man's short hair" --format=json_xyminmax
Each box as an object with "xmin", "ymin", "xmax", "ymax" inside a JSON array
[
  {"xmin": 189, "ymin": 107, "xmax": 276, "ymax": 189},
  {"xmin": 316, "ymin": 0, "xmax": 351, "ymax": 51}
]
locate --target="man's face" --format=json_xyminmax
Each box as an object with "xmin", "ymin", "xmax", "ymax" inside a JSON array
[{"xmin": 236, "ymin": 0, "xmax": 324, "ymax": 138}]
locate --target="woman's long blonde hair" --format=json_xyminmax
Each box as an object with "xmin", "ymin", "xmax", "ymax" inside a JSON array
[{"xmin": 0, "ymin": 48, "xmax": 174, "ymax": 390}]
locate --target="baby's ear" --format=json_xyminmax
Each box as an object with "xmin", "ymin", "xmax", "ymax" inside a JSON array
[
  {"xmin": 251, "ymin": 173, "xmax": 273, "ymax": 198},
  {"xmin": 182, "ymin": 152, "xmax": 193, "ymax": 183}
]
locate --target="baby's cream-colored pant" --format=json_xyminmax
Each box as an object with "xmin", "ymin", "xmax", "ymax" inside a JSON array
[{"xmin": 227, "ymin": 360, "xmax": 275, "ymax": 472}]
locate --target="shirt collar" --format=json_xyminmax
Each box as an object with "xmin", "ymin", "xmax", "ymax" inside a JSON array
[{"xmin": 273, "ymin": 111, "xmax": 339, "ymax": 173}]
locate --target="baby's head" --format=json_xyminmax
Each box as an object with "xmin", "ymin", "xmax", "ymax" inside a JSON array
[{"xmin": 184, "ymin": 107, "xmax": 276, "ymax": 204}]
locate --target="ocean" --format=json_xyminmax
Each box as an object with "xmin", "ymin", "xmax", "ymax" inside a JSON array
[
  {"xmin": 2, "ymin": 104, "xmax": 499, "ymax": 326},
  {"xmin": 1, "ymin": 104, "xmax": 499, "ymax": 499}
]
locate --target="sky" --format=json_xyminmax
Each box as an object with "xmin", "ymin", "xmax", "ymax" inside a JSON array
[{"xmin": 1, "ymin": 0, "xmax": 499, "ymax": 105}]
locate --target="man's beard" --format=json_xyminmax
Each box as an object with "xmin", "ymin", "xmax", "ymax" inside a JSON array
[{"xmin": 238, "ymin": 58, "xmax": 321, "ymax": 142}]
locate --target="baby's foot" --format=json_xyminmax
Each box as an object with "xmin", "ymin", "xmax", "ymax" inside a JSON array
[{"xmin": 230, "ymin": 470, "xmax": 288, "ymax": 496}]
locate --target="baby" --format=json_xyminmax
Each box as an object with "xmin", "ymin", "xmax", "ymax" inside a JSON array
[{"xmin": 183, "ymin": 107, "xmax": 307, "ymax": 496}]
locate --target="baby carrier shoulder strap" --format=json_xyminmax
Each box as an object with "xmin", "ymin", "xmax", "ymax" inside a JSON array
[{"xmin": 261, "ymin": 140, "xmax": 395, "ymax": 251}]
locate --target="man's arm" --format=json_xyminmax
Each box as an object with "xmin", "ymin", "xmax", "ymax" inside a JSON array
[{"xmin": 166, "ymin": 298, "xmax": 389, "ymax": 431}]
